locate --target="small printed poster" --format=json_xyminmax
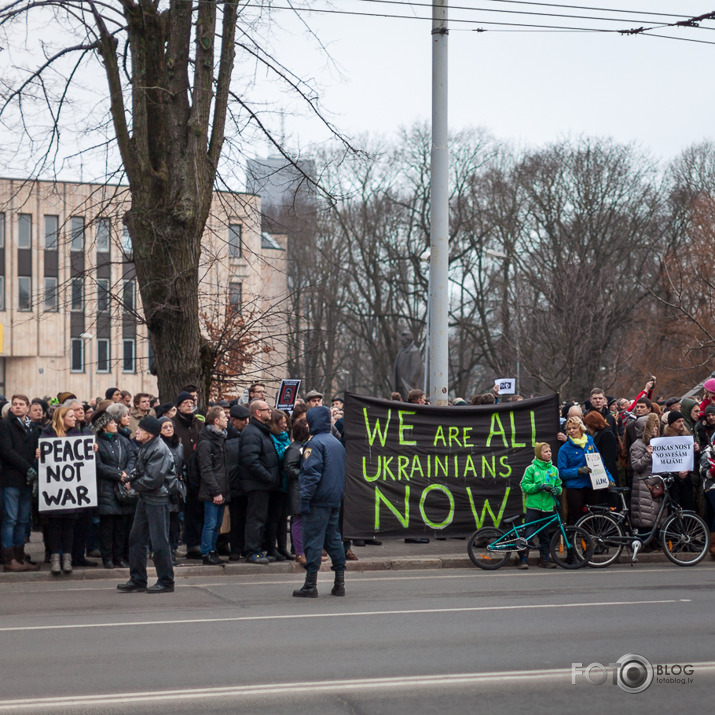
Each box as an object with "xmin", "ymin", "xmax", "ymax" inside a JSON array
[
  {"xmin": 276, "ymin": 379, "xmax": 301, "ymax": 412},
  {"xmin": 38, "ymin": 435, "xmax": 97, "ymax": 512},
  {"xmin": 495, "ymin": 378, "xmax": 516, "ymax": 395},
  {"xmin": 650, "ymin": 436, "xmax": 694, "ymax": 473}
]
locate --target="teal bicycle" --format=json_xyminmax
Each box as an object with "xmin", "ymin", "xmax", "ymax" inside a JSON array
[{"xmin": 467, "ymin": 498, "xmax": 594, "ymax": 570}]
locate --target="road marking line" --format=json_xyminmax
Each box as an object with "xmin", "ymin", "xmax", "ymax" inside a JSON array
[
  {"xmin": 2, "ymin": 663, "xmax": 715, "ymax": 709},
  {"xmin": 0, "ymin": 598, "xmax": 686, "ymax": 633},
  {"xmin": 0, "ymin": 565, "xmax": 701, "ymax": 594}
]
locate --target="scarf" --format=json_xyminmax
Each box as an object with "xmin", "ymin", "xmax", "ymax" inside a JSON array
[
  {"xmin": 207, "ymin": 424, "xmax": 227, "ymax": 438},
  {"xmin": 569, "ymin": 433, "xmax": 588, "ymax": 449}
]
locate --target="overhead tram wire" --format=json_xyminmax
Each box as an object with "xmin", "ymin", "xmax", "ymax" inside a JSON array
[
  {"xmin": 349, "ymin": 0, "xmax": 709, "ymax": 27},
  {"xmin": 256, "ymin": 4, "xmax": 660, "ymax": 34}
]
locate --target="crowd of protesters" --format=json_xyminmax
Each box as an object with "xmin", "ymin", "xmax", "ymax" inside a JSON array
[{"xmin": 1, "ymin": 373, "xmax": 714, "ymax": 586}]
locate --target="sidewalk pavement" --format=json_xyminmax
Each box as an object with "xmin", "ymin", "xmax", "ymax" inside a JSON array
[{"xmin": 0, "ymin": 534, "xmax": 676, "ymax": 583}]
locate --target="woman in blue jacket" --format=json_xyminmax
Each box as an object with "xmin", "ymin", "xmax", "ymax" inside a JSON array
[{"xmin": 557, "ymin": 416, "xmax": 613, "ymax": 524}]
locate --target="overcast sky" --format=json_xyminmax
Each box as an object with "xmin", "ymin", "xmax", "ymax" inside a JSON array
[{"xmin": 256, "ymin": 1, "xmax": 715, "ymax": 161}]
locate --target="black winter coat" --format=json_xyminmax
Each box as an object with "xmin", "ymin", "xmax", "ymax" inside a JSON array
[
  {"xmin": 172, "ymin": 411, "xmax": 202, "ymax": 461},
  {"xmin": 161, "ymin": 435, "xmax": 184, "ymax": 513},
  {"xmin": 197, "ymin": 426, "xmax": 230, "ymax": 502},
  {"xmin": 0, "ymin": 416, "xmax": 39, "ymax": 489},
  {"xmin": 130, "ymin": 436, "xmax": 174, "ymax": 505},
  {"xmin": 96, "ymin": 432, "xmax": 136, "ymax": 515},
  {"xmin": 239, "ymin": 419, "xmax": 280, "ymax": 492},
  {"xmin": 284, "ymin": 441, "xmax": 303, "ymax": 514},
  {"xmin": 226, "ymin": 433, "xmax": 243, "ymax": 498}
]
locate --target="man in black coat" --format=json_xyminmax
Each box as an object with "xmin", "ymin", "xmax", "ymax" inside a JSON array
[
  {"xmin": 239, "ymin": 400, "xmax": 280, "ymax": 564},
  {"xmin": 0, "ymin": 394, "xmax": 40, "ymax": 572},
  {"xmin": 172, "ymin": 391, "xmax": 203, "ymax": 558},
  {"xmin": 221, "ymin": 404, "xmax": 249, "ymax": 560}
]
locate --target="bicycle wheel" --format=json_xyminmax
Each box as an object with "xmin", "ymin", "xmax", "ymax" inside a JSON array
[
  {"xmin": 575, "ymin": 513, "xmax": 625, "ymax": 568},
  {"xmin": 660, "ymin": 512, "xmax": 710, "ymax": 566},
  {"xmin": 550, "ymin": 526, "xmax": 594, "ymax": 569},
  {"xmin": 467, "ymin": 527, "xmax": 512, "ymax": 570}
]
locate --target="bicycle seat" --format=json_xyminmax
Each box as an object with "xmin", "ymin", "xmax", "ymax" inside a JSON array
[{"xmin": 502, "ymin": 514, "xmax": 524, "ymax": 525}]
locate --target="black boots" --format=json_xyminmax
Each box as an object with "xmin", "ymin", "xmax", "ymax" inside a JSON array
[
  {"xmin": 292, "ymin": 571, "xmax": 319, "ymax": 598},
  {"xmin": 331, "ymin": 570, "xmax": 345, "ymax": 597}
]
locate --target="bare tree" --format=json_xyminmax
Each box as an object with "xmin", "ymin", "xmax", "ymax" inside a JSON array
[{"xmin": 0, "ymin": 0, "xmax": 348, "ymax": 402}]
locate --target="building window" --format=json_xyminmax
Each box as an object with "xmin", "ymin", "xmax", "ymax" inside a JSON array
[
  {"xmin": 122, "ymin": 339, "xmax": 136, "ymax": 373},
  {"xmin": 44, "ymin": 277, "xmax": 59, "ymax": 312},
  {"xmin": 96, "ymin": 218, "xmax": 110, "ymax": 253},
  {"xmin": 18, "ymin": 277, "xmax": 32, "ymax": 311},
  {"xmin": 71, "ymin": 278, "xmax": 83, "ymax": 311},
  {"xmin": 123, "ymin": 279, "xmax": 135, "ymax": 313},
  {"xmin": 0, "ymin": 276, "xmax": 5, "ymax": 311},
  {"xmin": 121, "ymin": 226, "xmax": 133, "ymax": 259},
  {"xmin": 70, "ymin": 338, "xmax": 84, "ymax": 372},
  {"xmin": 97, "ymin": 339, "xmax": 110, "ymax": 373},
  {"xmin": 70, "ymin": 216, "xmax": 84, "ymax": 252},
  {"xmin": 228, "ymin": 281, "xmax": 242, "ymax": 311},
  {"xmin": 228, "ymin": 223, "xmax": 242, "ymax": 259},
  {"xmin": 44, "ymin": 215, "xmax": 59, "ymax": 250},
  {"xmin": 0, "ymin": 212, "xmax": 6, "ymax": 247},
  {"xmin": 18, "ymin": 214, "xmax": 32, "ymax": 249},
  {"xmin": 97, "ymin": 278, "xmax": 110, "ymax": 313}
]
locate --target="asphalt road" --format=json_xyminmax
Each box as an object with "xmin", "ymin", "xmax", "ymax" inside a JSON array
[{"xmin": 1, "ymin": 563, "xmax": 713, "ymax": 713}]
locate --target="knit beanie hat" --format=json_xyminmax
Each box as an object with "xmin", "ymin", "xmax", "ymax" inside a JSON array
[
  {"xmin": 704, "ymin": 378, "xmax": 715, "ymax": 394},
  {"xmin": 667, "ymin": 410, "xmax": 685, "ymax": 426},
  {"xmin": 155, "ymin": 402, "xmax": 174, "ymax": 419},
  {"xmin": 176, "ymin": 391, "xmax": 194, "ymax": 408},
  {"xmin": 138, "ymin": 415, "xmax": 162, "ymax": 437}
]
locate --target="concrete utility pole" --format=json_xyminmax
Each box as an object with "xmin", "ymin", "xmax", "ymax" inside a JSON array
[{"xmin": 428, "ymin": 0, "xmax": 449, "ymax": 405}]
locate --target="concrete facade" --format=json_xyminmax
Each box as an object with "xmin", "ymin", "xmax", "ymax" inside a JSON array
[{"xmin": 0, "ymin": 178, "xmax": 287, "ymax": 403}]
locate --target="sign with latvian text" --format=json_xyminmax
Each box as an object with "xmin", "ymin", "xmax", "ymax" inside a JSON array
[{"xmin": 650, "ymin": 436, "xmax": 694, "ymax": 474}]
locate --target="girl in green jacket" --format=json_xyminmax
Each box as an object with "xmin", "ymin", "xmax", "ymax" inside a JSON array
[{"xmin": 518, "ymin": 442, "xmax": 562, "ymax": 569}]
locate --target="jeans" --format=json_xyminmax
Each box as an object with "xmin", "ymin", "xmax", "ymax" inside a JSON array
[
  {"xmin": 228, "ymin": 496, "xmax": 247, "ymax": 555},
  {"xmin": 302, "ymin": 505, "xmax": 345, "ymax": 575},
  {"xmin": 201, "ymin": 502, "xmax": 226, "ymax": 556},
  {"xmin": 2, "ymin": 486, "xmax": 32, "ymax": 549},
  {"xmin": 128, "ymin": 500, "xmax": 174, "ymax": 588}
]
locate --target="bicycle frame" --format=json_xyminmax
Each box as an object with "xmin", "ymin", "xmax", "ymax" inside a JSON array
[
  {"xmin": 583, "ymin": 475, "xmax": 690, "ymax": 559},
  {"xmin": 489, "ymin": 504, "xmax": 572, "ymax": 553}
]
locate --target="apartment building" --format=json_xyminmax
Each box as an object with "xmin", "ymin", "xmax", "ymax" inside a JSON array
[{"xmin": 0, "ymin": 178, "xmax": 287, "ymax": 401}]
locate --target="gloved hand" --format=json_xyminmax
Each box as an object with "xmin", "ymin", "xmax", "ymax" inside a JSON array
[
  {"xmin": 577, "ymin": 466, "xmax": 592, "ymax": 475},
  {"xmin": 538, "ymin": 483, "xmax": 553, "ymax": 492},
  {"xmin": 26, "ymin": 467, "xmax": 38, "ymax": 484},
  {"xmin": 300, "ymin": 499, "xmax": 311, "ymax": 516}
]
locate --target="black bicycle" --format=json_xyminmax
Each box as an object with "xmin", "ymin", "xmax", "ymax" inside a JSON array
[{"xmin": 575, "ymin": 475, "xmax": 710, "ymax": 568}]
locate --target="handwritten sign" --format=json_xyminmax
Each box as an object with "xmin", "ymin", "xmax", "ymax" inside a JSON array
[
  {"xmin": 585, "ymin": 452, "xmax": 610, "ymax": 490},
  {"xmin": 495, "ymin": 378, "xmax": 516, "ymax": 395},
  {"xmin": 343, "ymin": 393, "xmax": 559, "ymax": 537},
  {"xmin": 650, "ymin": 436, "xmax": 694, "ymax": 473},
  {"xmin": 38, "ymin": 435, "xmax": 97, "ymax": 512}
]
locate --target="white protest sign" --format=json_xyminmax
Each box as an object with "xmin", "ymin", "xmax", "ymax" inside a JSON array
[
  {"xmin": 585, "ymin": 452, "xmax": 610, "ymax": 490},
  {"xmin": 495, "ymin": 378, "xmax": 516, "ymax": 395},
  {"xmin": 650, "ymin": 436, "xmax": 694, "ymax": 473},
  {"xmin": 38, "ymin": 435, "xmax": 97, "ymax": 512}
]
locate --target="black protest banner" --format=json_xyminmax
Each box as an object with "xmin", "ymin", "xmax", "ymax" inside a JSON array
[
  {"xmin": 343, "ymin": 393, "xmax": 559, "ymax": 537},
  {"xmin": 38, "ymin": 435, "xmax": 98, "ymax": 512}
]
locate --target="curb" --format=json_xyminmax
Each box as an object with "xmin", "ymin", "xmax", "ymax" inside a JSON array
[{"xmin": 0, "ymin": 552, "xmax": 678, "ymax": 583}]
